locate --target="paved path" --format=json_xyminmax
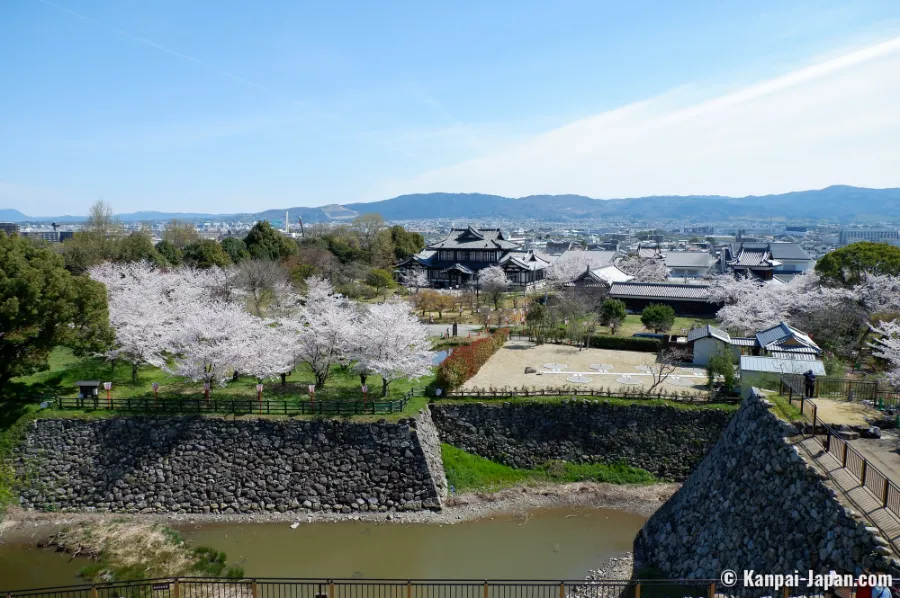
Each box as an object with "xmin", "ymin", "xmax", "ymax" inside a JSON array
[
  {"xmin": 425, "ymin": 324, "xmax": 482, "ymax": 338},
  {"xmin": 795, "ymin": 435, "xmax": 900, "ymax": 552},
  {"xmin": 852, "ymin": 431, "xmax": 900, "ymax": 490}
]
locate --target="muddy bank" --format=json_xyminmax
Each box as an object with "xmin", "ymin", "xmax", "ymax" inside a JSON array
[{"xmin": 1, "ymin": 481, "xmax": 677, "ymax": 542}]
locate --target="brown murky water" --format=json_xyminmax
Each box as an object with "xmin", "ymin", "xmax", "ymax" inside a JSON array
[{"xmin": 0, "ymin": 507, "xmax": 645, "ymax": 591}]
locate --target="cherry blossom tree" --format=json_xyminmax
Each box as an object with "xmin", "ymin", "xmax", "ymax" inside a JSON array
[
  {"xmin": 545, "ymin": 253, "xmax": 593, "ymax": 287},
  {"xmin": 616, "ymin": 255, "xmax": 669, "ymax": 282},
  {"xmin": 399, "ymin": 269, "xmax": 429, "ymax": 293},
  {"xmin": 90, "ymin": 262, "xmax": 181, "ymax": 381},
  {"xmin": 355, "ymin": 300, "xmax": 432, "ymax": 396},
  {"xmin": 162, "ymin": 300, "xmax": 263, "ymax": 397},
  {"xmin": 870, "ymin": 319, "xmax": 900, "ymax": 387},
  {"xmin": 478, "ymin": 265, "xmax": 509, "ymax": 309},
  {"xmin": 284, "ymin": 277, "xmax": 357, "ymax": 388}
]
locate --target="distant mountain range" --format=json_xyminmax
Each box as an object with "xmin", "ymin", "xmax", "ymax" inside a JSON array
[{"xmin": 3, "ymin": 185, "xmax": 900, "ymax": 224}]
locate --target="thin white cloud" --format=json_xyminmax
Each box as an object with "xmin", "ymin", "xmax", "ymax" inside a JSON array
[{"xmin": 377, "ymin": 37, "xmax": 900, "ymax": 201}]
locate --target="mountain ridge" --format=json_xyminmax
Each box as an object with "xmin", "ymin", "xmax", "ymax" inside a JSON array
[{"xmin": 2, "ymin": 185, "xmax": 899, "ymax": 224}]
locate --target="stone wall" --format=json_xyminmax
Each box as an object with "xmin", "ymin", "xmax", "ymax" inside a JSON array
[
  {"xmin": 634, "ymin": 390, "xmax": 893, "ymax": 580},
  {"xmin": 17, "ymin": 413, "xmax": 447, "ymax": 514},
  {"xmin": 430, "ymin": 400, "xmax": 733, "ymax": 481}
]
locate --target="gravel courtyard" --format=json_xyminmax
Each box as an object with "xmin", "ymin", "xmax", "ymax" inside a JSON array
[{"xmin": 460, "ymin": 340, "xmax": 707, "ymax": 394}]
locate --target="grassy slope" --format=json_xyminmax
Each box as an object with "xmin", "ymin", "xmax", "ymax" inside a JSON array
[{"xmin": 441, "ymin": 443, "xmax": 656, "ymax": 492}]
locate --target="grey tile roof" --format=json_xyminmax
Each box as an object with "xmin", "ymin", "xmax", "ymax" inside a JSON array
[
  {"xmin": 552, "ymin": 249, "xmax": 617, "ymax": 268},
  {"xmin": 755, "ymin": 322, "xmax": 822, "ymax": 354},
  {"xmin": 499, "ymin": 250, "xmax": 551, "ymax": 271},
  {"xmin": 687, "ymin": 325, "xmax": 731, "ymax": 343},
  {"xmin": 609, "ymin": 282, "xmax": 711, "ymax": 300},
  {"xmin": 728, "ymin": 242, "xmax": 811, "ymax": 263},
  {"xmin": 665, "ymin": 252, "xmax": 715, "ymax": 268},
  {"xmin": 428, "ymin": 226, "xmax": 520, "ymax": 250},
  {"xmin": 730, "ymin": 248, "xmax": 775, "ymax": 267},
  {"xmin": 770, "ymin": 351, "xmax": 818, "ymax": 361},
  {"xmin": 729, "ymin": 337, "xmax": 757, "ymax": 347},
  {"xmin": 740, "ymin": 356, "xmax": 825, "ymax": 375}
]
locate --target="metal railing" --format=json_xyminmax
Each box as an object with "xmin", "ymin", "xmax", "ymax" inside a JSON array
[
  {"xmin": 781, "ymin": 375, "xmax": 883, "ymax": 401},
  {"xmin": 781, "ymin": 376, "xmax": 900, "ymax": 520},
  {"xmin": 0, "ymin": 577, "xmax": 852, "ymax": 598},
  {"xmin": 54, "ymin": 391, "xmax": 415, "ymax": 416}
]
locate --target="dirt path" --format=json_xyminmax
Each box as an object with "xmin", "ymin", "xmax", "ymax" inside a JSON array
[
  {"xmin": 813, "ymin": 398, "xmax": 881, "ymax": 427},
  {"xmin": 0, "ymin": 482, "xmax": 677, "ymax": 542}
]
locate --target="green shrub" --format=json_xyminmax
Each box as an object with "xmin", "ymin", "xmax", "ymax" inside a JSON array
[{"xmin": 586, "ymin": 335, "xmax": 661, "ymax": 352}]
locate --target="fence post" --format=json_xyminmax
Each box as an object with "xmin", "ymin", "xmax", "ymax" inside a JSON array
[
  {"xmin": 251, "ymin": 580, "xmax": 259, "ymax": 598},
  {"xmin": 559, "ymin": 582, "xmax": 565, "ymax": 598},
  {"xmin": 782, "ymin": 586, "xmax": 789, "ymax": 598},
  {"xmin": 861, "ymin": 459, "xmax": 868, "ymax": 486},
  {"xmin": 407, "ymin": 581, "xmax": 413, "ymax": 598},
  {"xmin": 174, "ymin": 579, "xmax": 181, "ymax": 598},
  {"xmin": 483, "ymin": 581, "xmax": 489, "ymax": 598},
  {"xmin": 329, "ymin": 581, "xmax": 335, "ymax": 598},
  {"xmin": 634, "ymin": 582, "xmax": 641, "ymax": 598},
  {"xmin": 91, "ymin": 585, "xmax": 98, "ymax": 598},
  {"xmin": 883, "ymin": 480, "xmax": 890, "ymax": 508},
  {"xmin": 842, "ymin": 442, "xmax": 849, "ymax": 468},
  {"xmin": 708, "ymin": 582, "xmax": 716, "ymax": 598}
]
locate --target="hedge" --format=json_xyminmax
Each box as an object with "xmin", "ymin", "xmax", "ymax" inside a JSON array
[
  {"xmin": 586, "ymin": 335, "xmax": 661, "ymax": 352},
  {"xmin": 437, "ymin": 328, "xmax": 510, "ymax": 389}
]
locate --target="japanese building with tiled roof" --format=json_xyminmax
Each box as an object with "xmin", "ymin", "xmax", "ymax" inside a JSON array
[{"xmin": 396, "ymin": 226, "xmax": 550, "ymax": 289}]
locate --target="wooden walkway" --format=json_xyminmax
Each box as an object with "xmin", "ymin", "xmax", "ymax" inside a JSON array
[{"xmin": 794, "ymin": 435, "xmax": 900, "ymax": 551}]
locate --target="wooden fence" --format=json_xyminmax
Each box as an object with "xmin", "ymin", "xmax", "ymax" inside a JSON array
[{"xmin": 56, "ymin": 391, "xmax": 414, "ymax": 416}]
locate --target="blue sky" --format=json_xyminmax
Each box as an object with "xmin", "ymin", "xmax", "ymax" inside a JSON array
[{"xmin": 2, "ymin": 0, "xmax": 900, "ymax": 215}]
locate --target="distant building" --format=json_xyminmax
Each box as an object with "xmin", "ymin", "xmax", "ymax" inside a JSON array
[
  {"xmin": 544, "ymin": 241, "xmax": 573, "ymax": 255},
  {"xmin": 0, "ymin": 222, "xmax": 20, "ymax": 236},
  {"xmin": 396, "ymin": 225, "xmax": 549, "ymax": 289},
  {"xmin": 21, "ymin": 230, "xmax": 74, "ymax": 243},
  {"xmin": 608, "ymin": 281, "xmax": 718, "ymax": 317},
  {"xmin": 722, "ymin": 242, "xmax": 812, "ymax": 279},
  {"xmin": 565, "ymin": 265, "xmax": 633, "ymax": 289},
  {"xmin": 664, "ymin": 251, "xmax": 717, "ymax": 279},
  {"xmin": 838, "ymin": 229, "xmax": 899, "ymax": 246}
]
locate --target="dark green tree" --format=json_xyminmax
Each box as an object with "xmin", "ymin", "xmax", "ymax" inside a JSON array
[
  {"xmin": 155, "ymin": 240, "xmax": 182, "ymax": 266},
  {"xmin": 815, "ymin": 241, "xmax": 900, "ymax": 287},
  {"xmin": 389, "ymin": 225, "xmax": 426, "ymax": 260},
  {"xmin": 0, "ymin": 232, "xmax": 112, "ymax": 393},
  {"xmin": 243, "ymin": 221, "xmax": 297, "ymax": 261},
  {"xmin": 707, "ymin": 349, "xmax": 736, "ymax": 393},
  {"xmin": 118, "ymin": 231, "xmax": 162, "ymax": 264},
  {"xmin": 599, "ymin": 298, "xmax": 627, "ymax": 334},
  {"xmin": 640, "ymin": 303, "xmax": 675, "ymax": 333},
  {"xmin": 221, "ymin": 237, "xmax": 250, "ymax": 264},
  {"xmin": 365, "ymin": 268, "xmax": 396, "ymax": 295},
  {"xmin": 182, "ymin": 240, "xmax": 231, "ymax": 269}
]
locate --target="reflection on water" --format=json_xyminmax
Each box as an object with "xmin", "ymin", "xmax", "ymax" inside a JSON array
[{"xmin": 0, "ymin": 507, "xmax": 645, "ymax": 591}]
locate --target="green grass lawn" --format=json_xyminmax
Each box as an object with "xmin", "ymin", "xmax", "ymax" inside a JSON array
[
  {"xmin": 441, "ymin": 443, "xmax": 656, "ymax": 492},
  {"xmin": 768, "ymin": 394, "xmax": 803, "ymax": 422},
  {"xmin": 617, "ymin": 314, "xmax": 714, "ymax": 337},
  {"xmin": 10, "ymin": 347, "xmax": 434, "ymax": 402}
]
